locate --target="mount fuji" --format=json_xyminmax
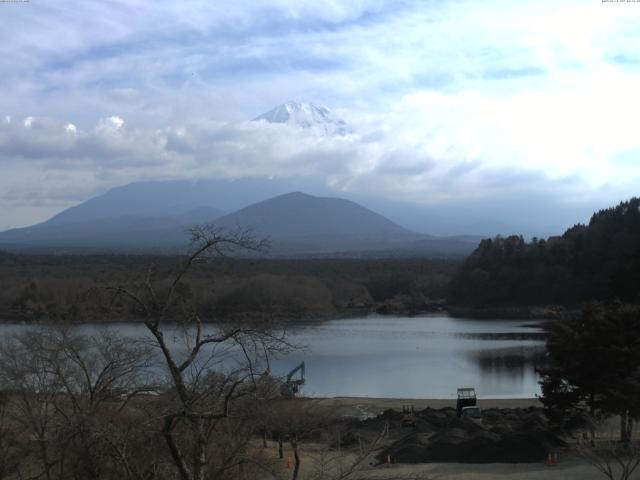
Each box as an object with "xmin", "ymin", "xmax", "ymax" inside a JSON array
[{"xmin": 254, "ymin": 101, "xmax": 350, "ymax": 136}]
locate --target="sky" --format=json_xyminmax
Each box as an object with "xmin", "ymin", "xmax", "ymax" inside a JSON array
[{"xmin": 1, "ymin": 0, "xmax": 640, "ymax": 234}]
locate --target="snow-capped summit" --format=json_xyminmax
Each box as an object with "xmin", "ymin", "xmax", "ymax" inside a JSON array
[{"xmin": 253, "ymin": 101, "xmax": 350, "ymax": 136}]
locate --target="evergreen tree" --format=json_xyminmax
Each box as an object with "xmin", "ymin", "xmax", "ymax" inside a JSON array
[
  {"xmin": 449, "ymin": 197, "xmax": 640, "ymax": 306},
  {"xmin": 538, "ymin": 303, "xmax": 640, "ymax": 443}
]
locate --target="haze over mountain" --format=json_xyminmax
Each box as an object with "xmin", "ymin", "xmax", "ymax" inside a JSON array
[
  {"xmin": 0, "ymin": 187, "xmax": 479, "ymax": 257},
  {"xmin": 41, "ymin": 178, "xmax": 323, "ymax": 227},
  {"xmin": 211, "ymin": 191, "xmax": 479, "ymax": 256},
  {"xmin": 212, "ymin": 192, "xmax": 422, "ymax": 254},
  {"xmin": 0, "ymin": 207, "xmax": 226, "ymax": 251},
  {"xmin": 254, "ymin": 101, "xmax": 350, "ymax": 136}
]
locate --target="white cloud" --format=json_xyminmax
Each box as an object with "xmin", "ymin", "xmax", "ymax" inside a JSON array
[
  {"xmin": 98, "ymin": 116, "xmax": 124, "ymax": 132},
  {"xmin": 1, "ymin": 0, "xmax": 640, "ymax": 229}
]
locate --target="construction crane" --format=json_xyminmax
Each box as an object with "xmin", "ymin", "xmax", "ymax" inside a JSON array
[{"xmin": 280, "ymin": 362, "xmax": 305, "ymax": 398}]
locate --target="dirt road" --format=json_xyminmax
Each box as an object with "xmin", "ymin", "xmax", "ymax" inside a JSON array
[{"xmin": 347, "ymin": 458, "xmax": 603, "ymax": 479}]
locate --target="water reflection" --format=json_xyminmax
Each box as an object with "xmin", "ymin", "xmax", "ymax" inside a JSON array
[
  {"xmin": 455, "ymin": 332, "xmax": 547, "ymax": 341},
  {"xmin": 471, "ymin": 346, "xmax": 547, "ymax": 371},
  {"xmin": 466, "ymin": 346, "xmax": 546, "ymax": 397},
  {"xmin": 272, "ymin": 315, "xmax": 547, "ymax": 398},
  {"xmin": 0, "ymin": 314, "xmax": 548, "ymax": 398}
]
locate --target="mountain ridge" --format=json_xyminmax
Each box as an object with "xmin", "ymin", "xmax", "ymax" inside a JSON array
[
  {"xmin": 0, "ymin": 190, "xmax": 479, "ymax": 257},
  {"xmin": 214, "ymin": 191, "xmax": 413, "ymax": 237}
]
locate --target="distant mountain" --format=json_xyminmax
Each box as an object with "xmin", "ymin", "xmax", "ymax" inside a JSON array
[
  {"xmin": 254, "ymin": 102, "xmax": 350, "ymax": 136},
  {"xmin": 216, "ymin": 192, "xmax": 409, "ymax": 237},
  {"xmin": 41, "ymin": 178, "xmax": 330, "ymax": 228},
  {"xmin": 212, "ymin": 192, "xmax": 417, "ymax": 253},
  {"xmin": 0, "ymin": 206, "xmax": 226, "ymax": 251},
  {"xmin": 0, "ymin": 189, "xmax": 479, "ymax": 257},
  {"xmin": 210, "ymin": 192, "xmax": 478, "ymax": 256}
]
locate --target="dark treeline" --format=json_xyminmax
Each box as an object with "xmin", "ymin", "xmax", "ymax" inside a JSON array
[
  {"xmin": 539, "ymin": 302, "xmax": 640, "ymax": 444},
  {"xmin": 449, "ymin": 197, "xmax": 640, "ymax": 307},
  {"xmin": 0, "ymin": 253, "xmax": 457, "ymax": 322}
]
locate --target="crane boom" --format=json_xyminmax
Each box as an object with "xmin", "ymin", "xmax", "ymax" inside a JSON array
[
  {"xmin": 286, "ymin": 362, "xmax": 305, "ymax": 383},
  {"xmin": 280, "ymin": 361, "xmax": 305, "ymax": 398}
]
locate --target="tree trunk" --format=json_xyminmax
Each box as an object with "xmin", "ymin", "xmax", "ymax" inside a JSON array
[
  {"xmin": 620, "ymin": 409, "xmax": 632, "ymax": 444},
  {"xmin": 162, "ymin": 416, "xmax": 192, "ymax": 480},
  {"xmin": 38, "ymin": 437, "xmax": 53, "ymax": 480},
  {"xmin": 278, "ymin": 435, "xmax": 283, "ymax": 459},
  {"xmin": 291, "ymin": 437, "xmax": 300, "ymax": 480},
  {"xmin": 192, "ymin": 418, "xmax": 208, "ymax": 480},
  {"xmin": 589, "ymin": 393, "xmax": 595, "ymax": 447}
]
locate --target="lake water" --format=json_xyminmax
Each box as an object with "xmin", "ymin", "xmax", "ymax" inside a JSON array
[
  {"xmin": 272, "ymin": 315, "xmax": 546, "ymax": 399},
  {"xmin": 0, "ymin": 314, "xmax": 546, "ymax": 399}
]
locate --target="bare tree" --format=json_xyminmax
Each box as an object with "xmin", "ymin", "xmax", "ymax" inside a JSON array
[
  {"xmin": 0, "ymin": 327, "xmax": 157, "ymax": 480},
  {"xmin": 108, "ymin": 225, "xmax": 291, "ymax": 480},
  {"xmin": 577, "ymin": 420, "xmax": 640, "ymax": 480},
  {"xmin": 263, "ymin": 399, "xmax": 332, "ymax": 480},
  {"xmin": 263, "ymin": 399, "xmax": 421, "ymax": 480},
  {"xmin": 0, "ymin": 329, "xmax": 68, "ymax": 480},
  {"xmin": 0, "ymin": 391, "xmax": 18, "ymax": 479}
]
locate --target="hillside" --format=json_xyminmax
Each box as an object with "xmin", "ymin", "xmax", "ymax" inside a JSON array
[
  {"xmin": 211, "ymin": 191, "xmax": 419, "ymax": 254},
  {"xmin": 212, "ymin": 192, "xmax": 479, "ymax": 256},
  {"xmin": 0, "ymin": 190, "xmax": 478, "ymax": 257},
  {"xmin": 0, "ymin": 207, "xmax": 225, "ymax": 250},
  {"xmin": 449, "ymin": 197, "xmax": 640, "ymax": 306},
  {"xmin": 216, "ymin": 191, "xmax": 410, "ymax": 235},
  {"xmin": 39, "ymin": 178, "xmax": 321, "ymax": 227}
]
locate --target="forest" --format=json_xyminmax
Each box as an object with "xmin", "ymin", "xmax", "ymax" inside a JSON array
[
  {"xmin": 448, "ymin": 197, "xmax": 640, "ymax": 307},
  {"xmin": 0, "ymin": 250, "xmax": 456, "ymax": 323},
  {"xmin": 3, "ymin": 197, "xmax": 640, "ymax": 323}
]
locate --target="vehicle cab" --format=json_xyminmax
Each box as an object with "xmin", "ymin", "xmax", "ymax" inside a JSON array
[{"xmin": 461, "ymin": 406, "xmax": 482, "ymax": 420}]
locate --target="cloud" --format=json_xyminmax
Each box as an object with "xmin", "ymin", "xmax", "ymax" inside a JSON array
[
  {"xmin": 0, "ymin": 110, "xmax": 597, "ymax": 205},
  {"xmin": 2, "ymin": 0, "xmax": 640, "ymax": 231}
]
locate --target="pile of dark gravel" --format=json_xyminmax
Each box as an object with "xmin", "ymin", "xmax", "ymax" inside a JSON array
[{"xmin": 373, "ymin": 407, "xmax": 565, "ymax": 464}]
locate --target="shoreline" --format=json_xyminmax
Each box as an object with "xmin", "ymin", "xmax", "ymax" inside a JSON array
[
  {"xmin": 308, "ymin": 396, "xmax": 542, "ymax": 418},
  {"xmin": 0, "ymin": 305, "xmax": 570, "ymax": 325}
]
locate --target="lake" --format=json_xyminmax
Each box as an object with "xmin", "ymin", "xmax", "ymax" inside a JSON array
[
  {"xmin": 271, "ymin": 315, "xmax": 546, "ymax": 399},
  {"xmin": 0, "ymin": 314, "xmax": 546, "ymax": 399}
]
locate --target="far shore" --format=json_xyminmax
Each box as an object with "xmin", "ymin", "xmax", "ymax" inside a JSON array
[
  {"xmin": 309, "ymin": 396, "xmax": 542, "ymax": 418},
  {"xmin": 0, "ymin": 304, "xmax": 573, "ymax": 325}
]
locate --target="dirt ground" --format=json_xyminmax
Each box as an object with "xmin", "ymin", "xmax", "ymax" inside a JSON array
[
  {"xmin": 271, "ymin": 445, "xmax": 605, "ymax": 480},
  {"xmin": 345, "ymin": 458, "xmax": 605, "ymax": 479}
]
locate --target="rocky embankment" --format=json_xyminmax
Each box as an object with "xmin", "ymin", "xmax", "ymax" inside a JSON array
[{"xmin": 344, "ymin": 406, "xmax": 564, "ymax": 464}]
